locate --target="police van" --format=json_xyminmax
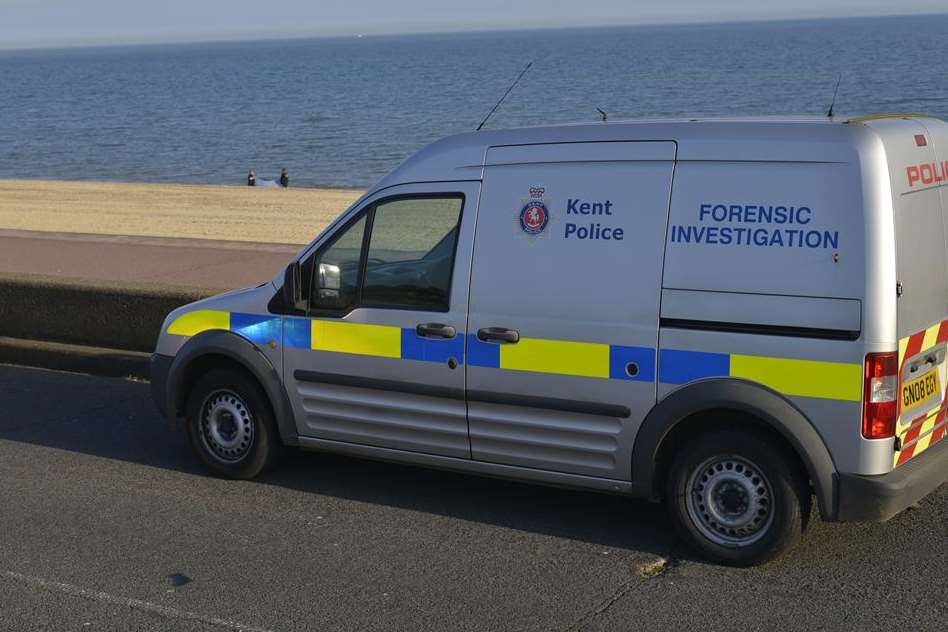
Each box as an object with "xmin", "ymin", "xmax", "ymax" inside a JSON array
[{"xmin": 151, "ymin": 115, "xmax": 948, "ymax": 565}]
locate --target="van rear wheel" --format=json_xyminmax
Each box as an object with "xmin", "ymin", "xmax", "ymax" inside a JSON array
[
  {"xmin": 665, "ymin": 428, "xmax": 810, "ymax": 566},
  {"xmin": 185, "ymin": 368, "xmax": 283, "ymax": 479}
]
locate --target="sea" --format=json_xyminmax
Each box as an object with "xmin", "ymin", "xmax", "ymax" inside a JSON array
[{"xmin": 0, "ymin": 14, "xmax": 946, "ymax": 188}]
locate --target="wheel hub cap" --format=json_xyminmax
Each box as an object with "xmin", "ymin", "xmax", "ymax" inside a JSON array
[
  {"xmin": 686, "ymin": 455, "xmax": 774, "ymax": 547},
  {"xmin": 200, "ymin": 390, "xmax": 255, "ymax": 463}
]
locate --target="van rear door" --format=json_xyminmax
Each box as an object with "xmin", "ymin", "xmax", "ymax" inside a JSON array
[
  {"xmin": 869, "ymin": 117, "xmax": 948, "ymax": 466},
  {"xmin": 465, "ymin": 141, "xmax": 676, "ymax": 480}
]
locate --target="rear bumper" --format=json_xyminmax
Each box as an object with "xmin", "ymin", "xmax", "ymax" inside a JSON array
[
  {"xmin": 836, "ymin": 435, "xmax": 948, "ymax": 522},
  {"xmin": 150, "ymin": 353, "xmax": 174, "ymax": 419}
]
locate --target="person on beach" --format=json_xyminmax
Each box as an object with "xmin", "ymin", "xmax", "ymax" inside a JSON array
[
  {"xmin": 247, "ymin": 170, "xmax": 256, "ymax": 186},
  {"xmin": 280, "ymin": 168, "xmax": 289, "ymax": 188}
]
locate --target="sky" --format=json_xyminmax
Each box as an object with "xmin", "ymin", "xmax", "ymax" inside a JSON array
[{"xmin": 1, "ymin": 0, "xmax": 946, "ymax": 49}]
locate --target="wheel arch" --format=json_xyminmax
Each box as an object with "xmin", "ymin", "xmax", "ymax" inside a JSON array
[
  {"xmin": 631, "ymin": 378, "xmax": 839, "ymax": 520},
  {"xmin": 166, "ymin": 330, "xmax": 299, "ymax": 446}
]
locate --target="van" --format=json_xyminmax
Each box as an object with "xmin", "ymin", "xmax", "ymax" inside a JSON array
[{"xmin": 151, "ymin": 115, "xmax": 948, "ymax": 565}]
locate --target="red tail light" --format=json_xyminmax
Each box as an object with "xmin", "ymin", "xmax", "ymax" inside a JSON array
[{"xmin": 863, "ymin": 352, "xmax": 898, "ymax": 439}]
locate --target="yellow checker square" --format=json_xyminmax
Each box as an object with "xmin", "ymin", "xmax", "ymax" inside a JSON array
[
  {"xmin": 166, "ymin": 309, "xmax": 230, "ymax": 337},
  {"xmin": 500, "ymin": 337, "xmax": 610, "ymax": 379},
  {"xmin": 311, "ymin": 320, "xmax": 401, "ymax": 358},
  {"xmin": 730, "ymin": 355, "xmax": 862, "ymax": 402}
]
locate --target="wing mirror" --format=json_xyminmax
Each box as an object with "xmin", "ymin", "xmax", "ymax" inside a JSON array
[
  {"xmin": 317, "ymin": 262, "xmax": 341, "ymax": 295},
  {"xmin": 284, "ymin": 259, "xmax": 346, "ymax": 311},
  {"xmin": 282, "ymin": 261, "xmax": 307, "ymax": 312},
  {"xmin": 316, "ymin": 262, "xmax": 343, "ymax": 305}
]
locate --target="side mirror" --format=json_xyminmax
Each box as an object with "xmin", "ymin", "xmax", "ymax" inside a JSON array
[
  {"xmin": 317, "ymin": 262, "xmax": 341, "ymax": 297},
  {"xmin": 283, "ymin": 261, "xmax": 306, "ymax": 312}
]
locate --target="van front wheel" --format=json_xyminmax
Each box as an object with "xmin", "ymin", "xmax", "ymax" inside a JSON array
[
  {"xmin": 185, "ymin": 368, "xmax": 283, "ymax": 479},
  {"xmin": 665, "ymin": 429, "xmax": 810, "ymax": 566}
]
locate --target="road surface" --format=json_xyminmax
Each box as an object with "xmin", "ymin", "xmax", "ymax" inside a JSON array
[{"xmin": 1, "ymin": 364, "xmax": 945, "ymax": 631}]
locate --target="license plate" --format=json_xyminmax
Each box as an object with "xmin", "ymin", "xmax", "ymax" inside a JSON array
[{"xmin": 902, "ymin": 367, "xmax": 941, "ymax": 414}]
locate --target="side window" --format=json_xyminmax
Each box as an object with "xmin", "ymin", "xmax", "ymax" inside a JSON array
[
  {"xmin": 362, "ymin": 197, "xmax": 463, "ymax": 311},
  {"xmin": 310, "ymin": 214, "xmax": 367, "ymax": 312},
  {"xmin": 309, "ymin": 195, "xmax": 463, "ymax": 314}
]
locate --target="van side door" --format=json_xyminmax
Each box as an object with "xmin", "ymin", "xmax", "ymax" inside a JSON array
[
  {"xmin": 283, "ymin": 182, "xmax": 479, "ymax": 458},
  {"xmin": 466, "ymin": 142, "xmax": 676, "ymax": 479}
]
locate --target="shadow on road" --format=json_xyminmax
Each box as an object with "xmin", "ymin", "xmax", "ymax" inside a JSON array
[{"xmin": 0, "ymin": 365, "xmax": 682, "ymax": 561}]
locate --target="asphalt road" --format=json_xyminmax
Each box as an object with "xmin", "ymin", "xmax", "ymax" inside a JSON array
[{"xmin": 1, "ymin": 364, "xmax": 946, "ymax": 631}]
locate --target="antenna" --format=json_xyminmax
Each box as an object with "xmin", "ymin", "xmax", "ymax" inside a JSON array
[
  {"xmin": 476, "ymin": 61, "xmax": 533, "ymax": 131},
  {"xmin": 596, "ymin": 108, "xmax": 608, "ymax": 122},
  {"xmin": 827, "ymin": 73, "xmax": 842, "ymax": 118}
]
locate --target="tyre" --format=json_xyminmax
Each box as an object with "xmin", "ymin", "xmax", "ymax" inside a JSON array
[
  {"xmin": 185, "ymin": 368, "xmax": 284, "ymax": 479},
  {"xmin": 665, "ymin": 428, "xmax": 811, "ymax": 566}
]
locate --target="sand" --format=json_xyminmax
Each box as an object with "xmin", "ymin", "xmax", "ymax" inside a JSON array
[{"xmin": 0, "ymin": 179, "xmax": 363, "ymax": 245}]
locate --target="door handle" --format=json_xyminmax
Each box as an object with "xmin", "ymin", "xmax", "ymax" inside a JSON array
[
  {"xmin": 477, "ymin": 327, "xmax": 520, "ymax": 344},
  {"xmin": 416, "ymin": 322, "xmax": 457, "ymax": 339}
]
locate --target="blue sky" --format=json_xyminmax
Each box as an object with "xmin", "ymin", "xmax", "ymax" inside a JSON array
[{"xmin": 1, "ymin": 0, "xmax": 946, "ymax": 49}]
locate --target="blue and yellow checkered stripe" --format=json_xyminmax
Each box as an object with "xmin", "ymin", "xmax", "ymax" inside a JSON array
[
  {"xmin": 284, "ymin": 318, "xmax": 464, "ymax": 364},
  {"xmin": 166, "ymin": 311, "xmax": 463, "ymax": 364},
  {"xmin": 167, "ymin": 311, "xmax": 862, "ymax": 400},
  {"xmin": 166, "ymin": 309, "xmax": 281, "ymax": 346},
  {"xmin": 466, "ymin": 334, "xmax": 653, "ymax": 382},
  {"xmin": 659, "ymin": 349, "xmax": 862, "ymax": 401}
]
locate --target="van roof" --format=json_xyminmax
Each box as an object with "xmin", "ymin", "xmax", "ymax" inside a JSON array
[{"xmin": 376, "ymin": 113, "xmax": 936, "ymax": 188}]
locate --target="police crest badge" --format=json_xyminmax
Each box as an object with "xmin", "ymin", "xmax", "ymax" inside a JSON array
[{"xmin": 518, "ymin": 186, "xmax": 551, "ymax": 237}]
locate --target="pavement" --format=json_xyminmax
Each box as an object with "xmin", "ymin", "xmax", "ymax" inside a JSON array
[
  {"xmin": 1, "ymin": 364, "xmax": 947, "ymax": 631},
  {"xmin": 0, "ymin": 229, "xmax": 299, "ymax": 290}
]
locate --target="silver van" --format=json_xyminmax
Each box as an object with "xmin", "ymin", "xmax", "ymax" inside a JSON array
[{"xmin": 152, "ymin": 114, "xmax": 948, "ymax": 565}]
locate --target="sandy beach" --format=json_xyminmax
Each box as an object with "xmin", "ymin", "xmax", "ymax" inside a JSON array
[{"xmin": 0, "ymin": 179, "xmax": 363, "ymax": 245}]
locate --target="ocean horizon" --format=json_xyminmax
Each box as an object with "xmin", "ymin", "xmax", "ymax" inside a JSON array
[{"xmin": 1, "ymin": 14, "xmax": 946, "ymax": 188}]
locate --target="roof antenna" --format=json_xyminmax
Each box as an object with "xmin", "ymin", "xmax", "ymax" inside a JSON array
[
  {"xmin": 476, "ymin": 61, "xmax": 533, "ymax": 131},
  {"xmin": 827, "ymin": 73, "xmax": 842, "ymax": 118},
  {"xmin": 596, "ymin": 108, "xmax": 608, "ymax": 122}
]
